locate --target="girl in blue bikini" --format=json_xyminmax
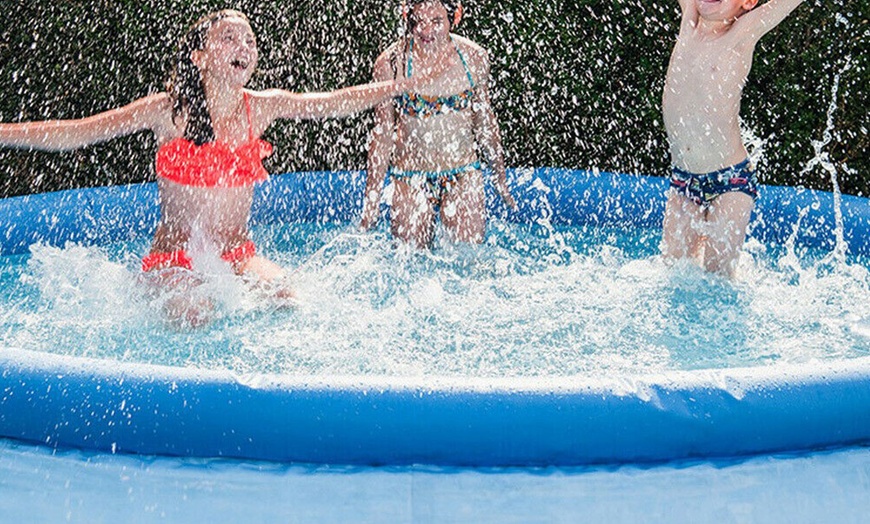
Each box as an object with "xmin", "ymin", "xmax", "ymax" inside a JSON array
[{"xmin": 360, "ymin": 0, "xmax": 515, "ymax": 248}]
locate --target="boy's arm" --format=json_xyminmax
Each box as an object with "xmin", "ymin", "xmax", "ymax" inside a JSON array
[
  {"xmin": 0, "ymin": 94, "xmax": 168, "ymax": 151},
  {"xmin": 360, "ymin": 52, "xmax": 398, "ymax": 230},
  {"xmin": 738, "ymin": 0, "xmax": 806, "ymax": 41},
  {"xmin": 677, "ymin": 0, "xmax": 698, "ymax": 26}
]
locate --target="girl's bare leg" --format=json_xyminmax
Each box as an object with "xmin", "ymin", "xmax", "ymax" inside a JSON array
[
  {"xmin": 239, "ymin": 255, "xmax": 284, "ymax": 281},
  {"xmin": 140, "ymin": 267, "xmax": 215, "ymax": 328},
  {"xmin": 390, "ymin": 179, "xmax": 437, "ymax": 249},
  {"xmin": 238, "ymin": 255, "xmax": 295, "ymax": 302},
  {"xmin": 441, "ymin": 170, "xmax": 486, "ymax": 244}
]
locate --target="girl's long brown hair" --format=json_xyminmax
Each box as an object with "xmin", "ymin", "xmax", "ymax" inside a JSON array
[{"xmin": 166, "ymin": 10, "xmax": 250, "ymax": 145}]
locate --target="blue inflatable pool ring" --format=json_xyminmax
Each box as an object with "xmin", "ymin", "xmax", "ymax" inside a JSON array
[{"xmin": 0, "ymin": 168, "xmax": 868, "ymax": 466}]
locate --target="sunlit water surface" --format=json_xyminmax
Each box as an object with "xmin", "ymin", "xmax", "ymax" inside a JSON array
[{"xmin": 1, "ymin": 220, "xmax": 868, "ymax": 377}]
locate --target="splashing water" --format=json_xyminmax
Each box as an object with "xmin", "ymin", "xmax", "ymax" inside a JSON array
[
  {"xmin": 799, "ymin": 57, "xmax": 853, "ymax": 266},
  {"xmin": 0, "ymin": 219, "xmax": 868, "ymax": 378}
]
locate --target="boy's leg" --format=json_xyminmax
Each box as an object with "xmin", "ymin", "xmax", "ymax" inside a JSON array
[
  {"xmin": 390, "ymin": 179, "xmax": 437, "ymax": 248},
  {"xmin": 662, "ymin": 191, "xmax": 706, "ymax": 262},
  {"xmin": 701, "ymin": 192, "xmax": 755, "ymax": 277},
  {"xmin": 441, "ymin": 170, "xmax": 486, "ymax": 244}
]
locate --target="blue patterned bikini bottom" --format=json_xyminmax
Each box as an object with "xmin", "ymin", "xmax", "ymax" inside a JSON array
[{"xmin": 389, "ymin": 161, "xmax": 481, "ymax": 207}]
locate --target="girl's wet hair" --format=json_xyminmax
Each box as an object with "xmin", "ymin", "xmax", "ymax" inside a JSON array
[
  {"xmin": 166, "ymin": 10, "xmax": 250, "ymax": 145},
  {"xmin": 404, "ymin": 0, "xmax": 461, "ymax": 33},
  {"xmin": 396, "ymin": 0, "xmax": 461, "ymax": 74}
]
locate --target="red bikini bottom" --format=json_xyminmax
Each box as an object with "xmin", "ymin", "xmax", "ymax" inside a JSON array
[{"xmin": 141, "ymin": 240, "xmax": 256, "ymax": 272}]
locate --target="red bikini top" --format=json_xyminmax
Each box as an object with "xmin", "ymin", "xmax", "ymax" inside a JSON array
[{"xmin": 156, "ymin": 92, "xmax": 273, "ymax": 188}]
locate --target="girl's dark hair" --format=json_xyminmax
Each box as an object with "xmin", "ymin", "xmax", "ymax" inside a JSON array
[
  {"xmin": 404, "ymin": 0, "xmax": 461, "ymax": 34},
  {"xmin": 396, "ymin": 1, "xmax": 461, "ymax": 77},
  {"xmin": 166, "ymin": 10, "xmax": 250, "ymax": 145}
]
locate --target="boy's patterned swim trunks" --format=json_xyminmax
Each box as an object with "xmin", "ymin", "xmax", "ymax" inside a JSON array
[{"xmin": 669, "ymin": 159, "xmax": 759, "ymax": 206}]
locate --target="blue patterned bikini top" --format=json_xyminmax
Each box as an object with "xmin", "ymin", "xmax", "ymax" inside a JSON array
[{"xmin": 395, "ymin": 37, "xmax": 476, "ymax": 118}]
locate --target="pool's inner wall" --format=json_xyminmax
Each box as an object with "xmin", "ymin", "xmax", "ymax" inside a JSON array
[
  {"xmin": 1, "ymin": 169, "xmax": 869, "ymax": 466},
  {"xmin": 1, "ymin": 169, "xmax": 868, "ymax": 257}
]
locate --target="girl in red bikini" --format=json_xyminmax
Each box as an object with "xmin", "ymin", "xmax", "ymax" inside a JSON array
[
  {"xmin": 360, "ymin": 0, "xmax": 515, "ymax": 249},
  {"xmin": 0, "ymin": 9, "xmax": 445, "ymax": 326}
]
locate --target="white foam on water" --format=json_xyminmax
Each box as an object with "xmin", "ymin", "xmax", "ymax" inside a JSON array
[{"xmin": 0, "ymin": 221, "xmax": 868, "ymax": 377}]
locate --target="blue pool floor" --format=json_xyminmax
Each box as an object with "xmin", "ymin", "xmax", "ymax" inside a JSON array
[{"xmin": 1, "ymin": 440, "xmax": 869, "ymax": 523}]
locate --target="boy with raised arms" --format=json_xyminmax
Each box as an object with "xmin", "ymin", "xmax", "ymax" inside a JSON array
[{"xmin": 662, "ymin": 0, "xmax": 806, "ymax": 277}]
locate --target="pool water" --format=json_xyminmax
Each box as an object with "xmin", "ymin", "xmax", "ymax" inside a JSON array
[{"xmin": 0, "ymin": 219, "xmax": 868, "ymax": 377}]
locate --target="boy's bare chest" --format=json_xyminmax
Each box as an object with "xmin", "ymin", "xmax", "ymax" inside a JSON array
[{"xmin": 666, "ymin": 38, "xmax": 751, "ymax": 96}]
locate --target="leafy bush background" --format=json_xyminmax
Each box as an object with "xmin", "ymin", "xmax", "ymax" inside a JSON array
[{"xmin": 0, "ymin": 0, "xmax": 866, "ymax": 198}]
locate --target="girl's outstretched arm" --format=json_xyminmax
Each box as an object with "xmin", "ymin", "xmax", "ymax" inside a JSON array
[
  {"xmin": 0, "ymin": 94, "xmax": 171, "ymax": 151},
  {"xmin": 255, "ymin": 58, "xmax": 449, "ymax": 125},
  {"xmin": 257, "ymin": 80, "xmax": 406, "ymax": 122}
]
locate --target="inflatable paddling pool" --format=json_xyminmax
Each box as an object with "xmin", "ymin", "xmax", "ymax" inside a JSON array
[{"xmin": 0, "ymin": 168, "xmax": 868, "ymax": 466}]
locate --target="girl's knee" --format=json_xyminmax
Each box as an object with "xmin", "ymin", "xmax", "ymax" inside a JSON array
[
  {"xmin": 241, "ymin": 255, "xmax": 285, "ymax": 282},
  {"xmin": 392, "ymin": 218, "xmax": 434, "ymax": 248}
]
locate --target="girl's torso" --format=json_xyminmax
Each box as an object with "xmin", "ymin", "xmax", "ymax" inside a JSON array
[
  {"xmin": 150, "ymin": 90, "xmax": 271, "ymax": 253},
  {"xmin": 391, "ymin": 35, "xmax": 481, "ymax": 173},
  {"xmin": 151, "ymin": 182, "xmax": 254, "ymax": 253}
]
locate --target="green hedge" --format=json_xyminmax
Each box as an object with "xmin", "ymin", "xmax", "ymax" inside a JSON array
[{"xmin": 1, "ymin": 0, "xmax": 866, "ymax": 198}]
